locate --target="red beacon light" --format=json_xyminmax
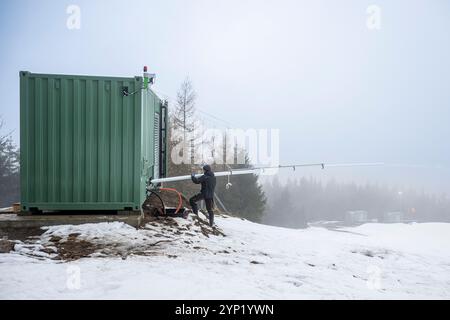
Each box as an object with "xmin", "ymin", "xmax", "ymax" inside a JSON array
[{"xmin": 143, "ymin": 66, "xmax": 148, "ymax": 72}]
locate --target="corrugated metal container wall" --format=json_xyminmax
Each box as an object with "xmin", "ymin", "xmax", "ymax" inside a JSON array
[{"xmin": 20, "ymin": 71, "xmax": 167, "ymax": 212}]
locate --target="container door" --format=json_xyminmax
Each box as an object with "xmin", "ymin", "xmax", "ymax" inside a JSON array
[{"xmin": 153, "ymin": 112, "xmax": 160, "ymax": 179}]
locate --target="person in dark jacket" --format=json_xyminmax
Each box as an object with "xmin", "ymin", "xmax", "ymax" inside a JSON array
[{"xmin": 190, "ymin": 164, "xmax": 216, "ymax": 226}]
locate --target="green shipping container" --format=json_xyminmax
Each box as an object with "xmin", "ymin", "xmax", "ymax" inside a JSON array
[{"xmin": 20, "ymin": 71, "xmax": 168, "ymax": 213}]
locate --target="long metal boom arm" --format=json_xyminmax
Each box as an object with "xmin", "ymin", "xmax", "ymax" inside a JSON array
[{"xmin": 150, "ymin": 162, "xmax": 383, "ymax": 185}]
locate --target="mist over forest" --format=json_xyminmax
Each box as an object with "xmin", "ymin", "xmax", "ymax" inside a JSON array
[{"xmin": 262, "ymin": 177, "xmax": 450, "ymax": 228}]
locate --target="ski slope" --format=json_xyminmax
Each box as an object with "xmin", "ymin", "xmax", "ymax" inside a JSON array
[{"xmin": 0, "ymin": 215, "xmax": 449, "ymax": 299}]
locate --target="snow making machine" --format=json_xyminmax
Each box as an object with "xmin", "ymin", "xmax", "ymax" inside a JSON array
[{"xmin": 19, "ymin": 66, "xmax": 384, "ymax": 217}]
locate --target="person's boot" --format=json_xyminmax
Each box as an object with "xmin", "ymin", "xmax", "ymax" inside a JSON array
[
  {"xmin": 209, "ymin": 213, "xmax": 214, "ymax": 227},
  {"xmin": 190, "ymin": 200, "xmax": 198, "ymax": 216}
]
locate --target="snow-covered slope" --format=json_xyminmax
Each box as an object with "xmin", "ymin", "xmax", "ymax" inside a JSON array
[{"xmin": 0, "ymin": 215, "xmax": 449, "ymax": 299}]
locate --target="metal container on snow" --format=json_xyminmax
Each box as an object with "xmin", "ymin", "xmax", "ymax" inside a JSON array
[{"xmin": 19, "ymin": 71, "xmax": 168, "ymax": 213}]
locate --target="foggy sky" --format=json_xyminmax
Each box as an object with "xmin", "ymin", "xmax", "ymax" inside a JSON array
[{"xmin": 1, "ymin": 0, "xmax": 449, "ymax": 193}]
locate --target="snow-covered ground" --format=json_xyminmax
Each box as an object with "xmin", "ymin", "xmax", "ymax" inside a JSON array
[{"xmin": 0, "ymin": 214, "xmax": 449, "ymax": 299}]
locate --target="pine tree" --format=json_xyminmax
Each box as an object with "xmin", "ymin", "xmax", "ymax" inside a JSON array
[
  {"xmin": 166, "ymin": 77, "xmax": 200, "ymax": 196},
  {"xmin": 214, "ymin": 154, "xmax": 266, "ymax": 222}
]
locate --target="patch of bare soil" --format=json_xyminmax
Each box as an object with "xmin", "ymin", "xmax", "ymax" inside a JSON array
[
  {"xmin": 0, "ymin": 239, "xmax": 15, "ymax": 253},
  {"xmin": 142, "ymin": 215, "xmax": 180, "ymax": 227},
  {"xmin": 49, "ymin": 233, "xmax": 99, "ymax": 261},
  {"xmin": 47, "ymin": 233, "xmax": 175, "ymax": 261},
  {"xmin": 11, "ymin": 212, "xmax": 227, "ymax": 262},
  {"xmin": 142, "ymin": 213, "xmax": 226, "ymax": 238}
]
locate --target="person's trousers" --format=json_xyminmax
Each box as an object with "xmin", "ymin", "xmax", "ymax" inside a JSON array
[{"xmin": 189, "ymin": 193, "xmax": 214, "ymax": 226}]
